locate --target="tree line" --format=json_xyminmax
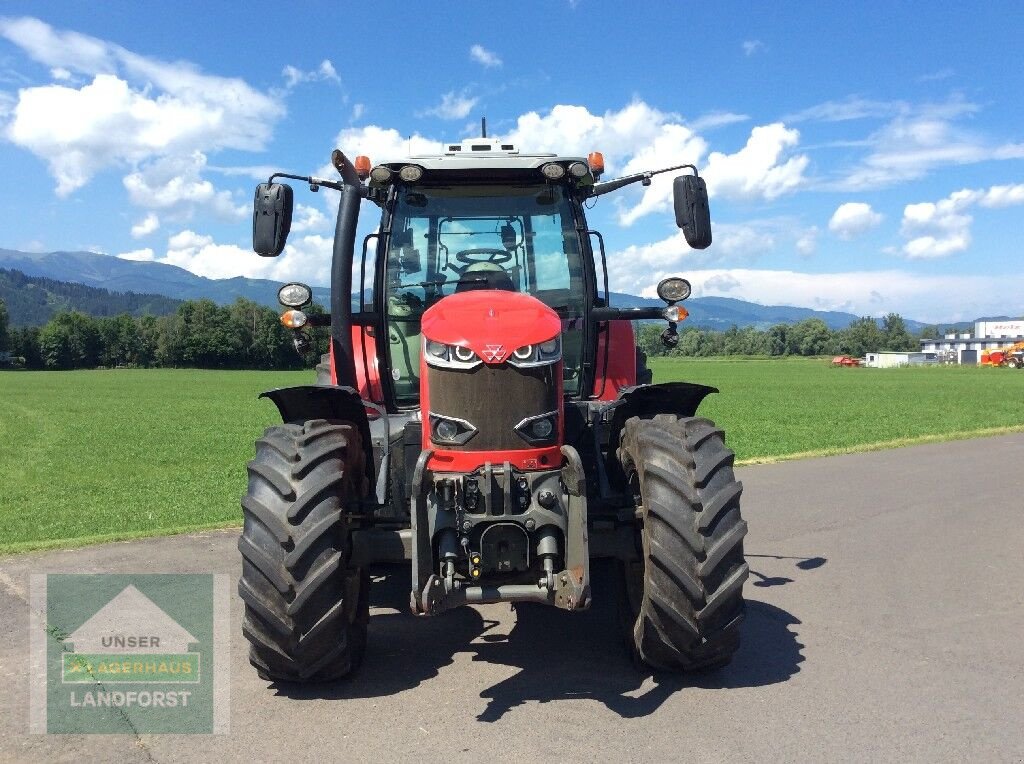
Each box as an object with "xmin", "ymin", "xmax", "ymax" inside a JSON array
[
  {"xmin": 0, "ymin": 297, "xmax": 327, "ymax": 370},
  {"xmin": 0, "ymin": 296, "xmax": 927, "ymax": 370},
  {"xmin": 0, "ymin": 268, "xmax": 182, "ymax": 327},
  {"xmin": 637, "ymin": 313, "xmax": 922, "ymax": 358}
]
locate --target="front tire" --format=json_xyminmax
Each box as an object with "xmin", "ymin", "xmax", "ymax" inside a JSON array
[
  {"xmin": 238, "ymin": 419, "xmax": 369, "ymax": 682},
  {"xmin": 618, "ymin": 414, "xmax": 748, "ymax": 671}
]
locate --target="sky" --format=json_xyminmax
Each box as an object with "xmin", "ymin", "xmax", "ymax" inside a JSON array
[{"xmin": 1, "ymin": 1, "xmax": 1023, "ymax": 323}]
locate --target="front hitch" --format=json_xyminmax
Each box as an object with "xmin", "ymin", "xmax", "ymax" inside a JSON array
[{"xmin": 410, "ymin": 445, "xmax": 591, "ymax": 615}]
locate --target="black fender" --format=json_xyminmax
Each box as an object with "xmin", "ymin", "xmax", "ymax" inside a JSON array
[
  {"xmin": 605, "ymin": 381, "xmax": 718, "ymax": 467},
  {"xmin": 259, "ymin": 385, "xmax": 377, "ymax": 489}
]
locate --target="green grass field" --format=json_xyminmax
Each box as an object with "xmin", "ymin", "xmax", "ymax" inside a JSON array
[{"xmin": 2, "ymin": 361, "xmax": 1022, "ymax": 553}]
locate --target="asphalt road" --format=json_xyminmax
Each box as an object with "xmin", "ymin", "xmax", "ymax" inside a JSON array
[{"xmin": 2, "ymin": 435, "xmax": 1023, "ymax": 762}]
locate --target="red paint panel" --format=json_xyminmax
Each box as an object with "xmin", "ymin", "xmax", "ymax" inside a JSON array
[
  {"xmin": 421, "ymin": 291, "xmax": 561, "ymax": 363},
  {"xmin": 592, "ymin": 321, "xmax": 637, "ymax": 400},
  {"xmin": 428, "ymin": 446, "xmax": 563, "ymax": 473},
  {"xmin": 335, "ymin": 327, "xmax": 384, "ymax": 402}
]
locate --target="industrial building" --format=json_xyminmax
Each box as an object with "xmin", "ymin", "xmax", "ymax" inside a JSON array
[
  {"xmin": 920, "ymin": 320, "xmax": 1024, "ymax": 365},
  {"xmin": 864, "ymin": 351, "xmax": 936, "ymax": 368}
]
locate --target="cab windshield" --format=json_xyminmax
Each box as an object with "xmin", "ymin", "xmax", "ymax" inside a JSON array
[{"xmin": 383, "ymin": 184, "xmax": 587, "ymax": 404}]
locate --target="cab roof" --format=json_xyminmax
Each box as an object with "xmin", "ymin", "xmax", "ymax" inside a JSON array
[{"xmin": 381, "ymin": 139, "xmax": 587, "ymax": 172}]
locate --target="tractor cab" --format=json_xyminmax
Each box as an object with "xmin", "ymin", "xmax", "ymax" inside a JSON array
[{"xmin": 378, "ymin": 173, "xmax": 589, "ymax": 404}]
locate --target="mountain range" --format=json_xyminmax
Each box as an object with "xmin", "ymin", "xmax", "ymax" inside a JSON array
[{"xmin": 0, "ymin": 247, "xmax": 991, "ymax": 332}]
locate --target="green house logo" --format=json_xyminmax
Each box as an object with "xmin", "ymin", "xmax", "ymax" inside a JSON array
[
  {"xmin": 31, "ymin": 574, "xmax": 229, "ymax": 735},
  {"xmin": 61, "ymin": 585, "xmax": 201, "ymax": 684}
]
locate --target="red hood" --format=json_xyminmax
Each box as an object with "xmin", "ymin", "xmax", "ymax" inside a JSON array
[{"xmin": 421, "ymin": 291, "xmax": 560, "ymax": 364}]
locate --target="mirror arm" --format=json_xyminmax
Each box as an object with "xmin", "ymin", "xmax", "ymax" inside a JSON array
[
  {"xmin": 591, "ymin": 306, "xmax": 674, "ymax": 321},
  {"xmin": 268, "ymin": 172, "xmax": 347, "ymax": 193},
  {"xmin": 586, "ymin": 163, "xmax": 699, "ymax": 198}
]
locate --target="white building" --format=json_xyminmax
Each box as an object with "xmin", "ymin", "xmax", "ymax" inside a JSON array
[
  {"xmin": 864, "ymin": 351, "xmax": 935, "ymax": 368},
  {"xmin": 920, "ymin": 320, "xmax": 1024, "ymax": 365}
]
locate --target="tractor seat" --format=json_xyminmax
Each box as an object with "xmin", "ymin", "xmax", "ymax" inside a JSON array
[{"xmin": 455, "ymin": 262, "xmax": 515, "ymax": 292}]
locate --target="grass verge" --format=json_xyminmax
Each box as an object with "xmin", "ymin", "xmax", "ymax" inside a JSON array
[{"xmin": 2, "ymin": 360, "xmax": 1022, "ymax": 553}]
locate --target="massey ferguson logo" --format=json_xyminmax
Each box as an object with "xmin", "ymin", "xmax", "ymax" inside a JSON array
[{"xmin": 482, "ymin": 344, "xmax": 506, "ymax": 362}]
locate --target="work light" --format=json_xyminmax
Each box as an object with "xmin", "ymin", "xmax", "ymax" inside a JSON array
[
  {"xmin": 278, "ymin": 282, "xmax": 312, "ymax": 308},
  {"xmin": 656, "ymin": 277, "xmax": 691, "ymax": 303},
  {"xmin": 540, "ymin": 163, "xmax": 565, "ymax": 180}
]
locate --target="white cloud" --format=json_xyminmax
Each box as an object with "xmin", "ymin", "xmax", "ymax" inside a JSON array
[
  {"xmin": 687, "ymin": 111, "xmax": 749, "ymax": 131},
  {"xmin": 918, "ymin": 68, "xmax": 955, "ymax": 82},
  {"xmin": 711, "ymin": 222, "xmax": 779, "ymax": 258},
  {"xmin": 703, "ymin": 273, "xmax": 742, "ymax": 292},
  {"xmin": 331, "ymin": 101, "xmax": 806, "ymax": 225},
  {"xmin": 122, "ymin": 152, "xmax": 247, "ymax": 221},
  {"xmin": 703, "ymin": 123, "xmax": 809, "ymax": 201},
  {"xmin": 795, "ymin": 226, "xmax": 819, "ymax": 256},
  {"xmin": 323, "ymin": 126, "xmax": 439, "ymax": 177},
  {"xmin": 0, "ymin": 17, "xmax": 114, "ymax": 73},
  {"xmin": 828, "ymin": 202, "xmax": 883, "ymax": 239},
  {"xmin": 50, "ymin": 66, "xmax": 71, "ymax": 81},
  {"xmin": 290, "ymin": 203, "xmax": 328, "ymax": 233},
  {"xmin": 980, "ymin": 183, "xmax": 1024, "ymax": 208},
  {"xmin": 649, "ymin": 268, "xmax": 1022, "ymax": 322},
  {"xmin": 117, "ymin": 230, "xmax": 335, "ymax": 285},
  {"xmin": 0, "ymin": 90, "xmax": 13, "ymax": 120},
  {"xmin": 899, "ymin": 188, "xmax": 976, "ymax": 259},
  {"xmin": 0, "ymin": 17, "xmax": 282, "ymax": 195},
  {"xmin": 742, "ymin": 40, "xmax": 764, "ymax": 56},
  {"xmin": 419, "ymin": 91, "xmax": 479, "ymax": 121},
  {"xmin": 785, "ymin": 96, "xmax": 904, "ymax": 123},
  {"xmin": 469, "ymin": 44, "xmax": 502, "ymax": 68},
  {"xmin": 282, "ymin": 59, "xmax": 339, "ymax": 88},
  {"xmin": 503, "ymin": 101, "xmax": 705, "ymax": 225},
  {"xmin": 206, "ymin": 164, "xmax": 278, "ymax": 180},
  {"xmin": 130, "ymin": 212, "xmax": 160, "ymax": 238},
  {"xmin": 605, "ymin": 219, "xmax": 798, "ymax": 296},
  {"xmin": 833, "ymin": 97, "xmax": 1024, "ymax": 190},
  {"xmin": 118, "ymin": 247, "xmax": 155, "ymax": 262},
  {"xmin": 899, "ymin": 184, "xmax": 1024, "ymax": 259}
]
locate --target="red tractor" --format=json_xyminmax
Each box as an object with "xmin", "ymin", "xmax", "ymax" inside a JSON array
[{"xmin": 240, "ymin": 140, "xmax": 747, "ymax": 682}]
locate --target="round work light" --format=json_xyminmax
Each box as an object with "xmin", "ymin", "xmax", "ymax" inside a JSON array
[{"xmin": 656, "ymin": 277, "xmax": 692, "ymax": 303}]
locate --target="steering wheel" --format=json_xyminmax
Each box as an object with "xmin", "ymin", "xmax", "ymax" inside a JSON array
[{"xmin": 455, "ymin": 247, "xmax": 513, "ymax": 265}]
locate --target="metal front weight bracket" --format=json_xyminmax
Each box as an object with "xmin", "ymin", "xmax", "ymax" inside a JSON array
[
  {"xmin": 556, "ymin": 444, "xmax": 591, "ymax": 610},
  {"xmin": 410, "ymin": 445, "xmax": 591, "ymax": 615}
]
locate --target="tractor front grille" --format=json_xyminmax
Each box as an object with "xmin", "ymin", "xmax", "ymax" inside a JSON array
[{"xmin": 427, "ymin": 362, "xmax": 558, "ymax": 451}]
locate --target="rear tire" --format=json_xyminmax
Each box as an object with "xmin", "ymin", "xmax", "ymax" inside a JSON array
[
  {"xmin": 618, "ymin": 414, "xmax": 748, "ymax": 672},
  {"xmin": 238, "ymin": 419, "xmax": 369, "ymax": 682},
  {"xmin": 1007, "ymin": 357, "xmax": 1020, "ymax": 369}
]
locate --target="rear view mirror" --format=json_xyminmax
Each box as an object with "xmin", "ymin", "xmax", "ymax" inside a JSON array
[
  {"xmin": 673, "ymin": 175, "xmax": 712, "ymax": 250},
  {"xmin": 253, "ymin": 183, "xmax": 293, "ymax": 257},
  {"xmin": 501, "ymin": 223, "xmax": 517, "ymax": 250}
]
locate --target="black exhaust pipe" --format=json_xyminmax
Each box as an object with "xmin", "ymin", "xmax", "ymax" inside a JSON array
[{"xmin": 330, "ymin": 182, "xmax": 361, "ymax": 389}]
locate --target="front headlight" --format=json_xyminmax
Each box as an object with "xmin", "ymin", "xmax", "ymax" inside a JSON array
[
  {"xmin": 423, "ymin": 339, "xmax": 482, "ymax": 369},
  {"xmin": 508, "ymin": 335, "xmax": 561, "ymax": 367},
  {"xmin": 429, "ymin": 414, "xmax": 478, "ymax": 445},
  {"xmin": 425, "ymin": 339, "xmax": 449, "ymax": 361},
  {"xmin": 514, "ymin": 411, "xmax": 559, "ymax": 445}
]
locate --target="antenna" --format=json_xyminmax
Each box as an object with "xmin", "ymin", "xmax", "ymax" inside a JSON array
[{"xmin": 481, "ymin": 117, "xmax": 487, "ymax": 138}]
